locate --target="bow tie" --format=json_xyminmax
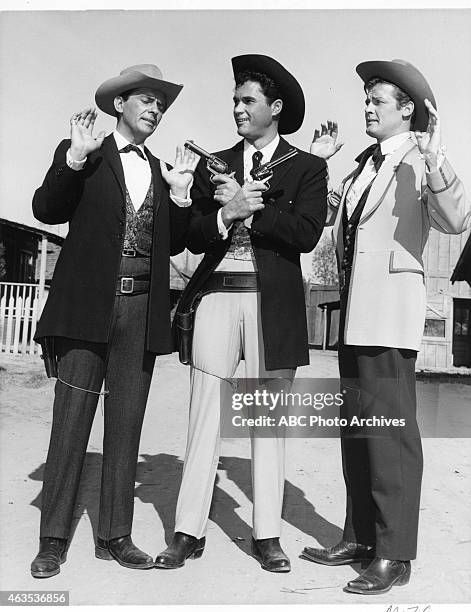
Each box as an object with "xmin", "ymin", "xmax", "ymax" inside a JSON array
[
  {"xmin": 119, "ymin": 144, "xmax": 146, "ymax": 161},
  {"xmin": 355, "ymin": 143, "xmax": 385, "ymax": 173}
]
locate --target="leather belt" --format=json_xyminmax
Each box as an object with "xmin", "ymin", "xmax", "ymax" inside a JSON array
[
  {"xmin": 122, "ymin": 249, "xmax": 150, "ymax": 258},
  {"xmin": 201, "ymin": 272, "xmax": 260, "ymax": 294},
  {"xmin": 116, "ymin": 276, "xmax": 150, "ymax": 295}
]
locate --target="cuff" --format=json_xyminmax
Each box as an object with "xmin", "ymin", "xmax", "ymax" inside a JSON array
[
  {"xmin": 170, "ymin": 194, "xmax": 192, "ymax": 207},
  {"xmin": 244, "ymin": 215, "xmax": 254, "ymax": 229},
  {"xmin": 427, "ymin": 158, "xmax": 457, "ymax": 194},
  {"xmin": 217, "ymin": 208, "xmax": 231, "ymax": 239},
  {"xmin": 66, "ymin": 148, "xmax": 86, "ymax": 170}
]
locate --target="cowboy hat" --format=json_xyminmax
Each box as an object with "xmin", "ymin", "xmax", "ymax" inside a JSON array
[
  {"xmin": 356, "ymin": 59, "xmax": 436, "ymax": 132},
  {"xmin": 95, "ymin": 64, "xmax": 183, "ymax": 116},
  {"xmin": 231, "ymin": 54, "xmax": 305, "ymax": 134}
]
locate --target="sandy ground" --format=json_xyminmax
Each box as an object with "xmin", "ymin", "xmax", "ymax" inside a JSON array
[{"xmin": 0, "ymin": 349, "xmax": 470, "ymax": 607}]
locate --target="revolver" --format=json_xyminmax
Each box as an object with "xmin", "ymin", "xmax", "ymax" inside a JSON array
[
  {"xmin": 250, "ymin": 148, "xmax": 298, "ymax": 189},
  {"xmin": 184, "ymin": 140, "xmax": 230, "ymax": 184}
]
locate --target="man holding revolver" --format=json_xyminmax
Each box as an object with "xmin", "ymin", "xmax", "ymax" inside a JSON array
[
  {"xmin": 155, "ymin": 54, "xmax": 327, "ymax": 572},
  {"xmin": 30, "ymin": 64, "xmax": 198, "ymax": 578}
]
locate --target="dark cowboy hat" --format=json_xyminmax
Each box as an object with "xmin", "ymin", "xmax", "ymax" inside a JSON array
[
  {"xmin": 231, "ymin": 54, "xmax": 305, "ymax": 134},
  {"xmin": 95, "ymin": 64, "xmax": 183, "ymax": 116},
  {"xmin": 356, "ymin": 59, "xmax": 436, "ymax": 132}
]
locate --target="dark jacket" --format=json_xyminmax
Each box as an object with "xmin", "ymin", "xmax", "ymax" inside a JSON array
[
  {"xmin": 33, "ymin": 134, "xmax": 190, "ymax": 354},
  {"xmin": 181, "ymin": 137, "xmax": 327, "ymax": 370}
]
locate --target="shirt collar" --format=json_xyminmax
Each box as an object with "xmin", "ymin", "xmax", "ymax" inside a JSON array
[
  {"xmin": 243, "ymin": 134, "xmax": 280, "ymax": 161},
  {"xmin": 379, "ymin": 131, "xmax": 412, "ymax": 156},
  {"xmin": 113, "ymin": 130, "xmax": 147, "ymax": 159}
]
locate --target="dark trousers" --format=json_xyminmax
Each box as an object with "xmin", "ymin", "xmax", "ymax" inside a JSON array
[
  {"xmin": 39, "ymin": 289, "xmax": 155, "ymax": 541},
  {"xmin": 338, "ymin": 343, "xmax": 423, "ymax": 560}
]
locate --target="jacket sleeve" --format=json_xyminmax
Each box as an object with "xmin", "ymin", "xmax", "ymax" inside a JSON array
[
  {"xmin": 424, "ymin": 158, "xmax": 471, "ymax": 234},
  {"xmin": 32, "ymin": 140, "xmax": 86, "ymax": 225},
  {"xmin": 250, "ymin": 156, "xmax": 328, "ymax": 253},
  {"xmin": 169, "ymin": 197, "xmax": 192, "ymax": 256}
]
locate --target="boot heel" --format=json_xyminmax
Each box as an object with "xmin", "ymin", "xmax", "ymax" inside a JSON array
[
  {"xmin": 95, "ymin": 546, "xmax": 114, "ymax": 561},
  {"xmin": 397, "ymin": 566, "xmax": 411, "ymax": 586},
  {"xmin": 191, "ymin": 546, "xmax": 204, "ymax": 559}
]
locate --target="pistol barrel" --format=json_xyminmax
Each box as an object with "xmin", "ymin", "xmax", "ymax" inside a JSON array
[{"xmin": 184, "ymin": 140, "xmax": 211, "ymax": 158}]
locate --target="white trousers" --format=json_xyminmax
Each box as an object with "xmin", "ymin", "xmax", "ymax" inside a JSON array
[{"xmin": 175, "ymin": 291, "xmax": 295, "ymax": 540}]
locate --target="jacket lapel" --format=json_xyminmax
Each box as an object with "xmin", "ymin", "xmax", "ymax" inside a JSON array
[
  {"xmin": 359, "ymin": 138, "xmax": 416, "ymax": 224},
  {"xmin": 262, "ymin": 137, "xmax": 296, "ymax": 194},
  {"xmin": 222, "ymin": 140, "xmax": 244, "ymax": 185},
  {"xmin": 146, "ymin": 150, "xmax": 165, "ymax": 216},
  {"xmin": 100, "ymin": 134, "xmax": 126, "ymax": 200}
]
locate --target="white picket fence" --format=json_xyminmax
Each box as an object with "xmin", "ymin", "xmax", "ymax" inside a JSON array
[{"xmin": 0, "ymin": 282, "xmax": 44, "ymax": 355}]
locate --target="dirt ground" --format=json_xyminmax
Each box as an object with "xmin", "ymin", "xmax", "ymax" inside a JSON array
[{"xmin": 0, "ymin": 350, "xmax": 470, "ymax": 608}]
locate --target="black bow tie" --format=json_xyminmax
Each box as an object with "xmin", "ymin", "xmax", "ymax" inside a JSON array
[
  {"xmin": 371, "ymin": 144, "xmax": 385, "ymax": 172},
  {"xmin": 252, "ymin": 151, "xmax": 263, "ymax": 171},
  {"xmin": 355, "ymin": 143, "xmax": 385, "ymax": 174},
  {"xmin": 119, "ymin": 144, "xmax": 146, "ymax": 161}
]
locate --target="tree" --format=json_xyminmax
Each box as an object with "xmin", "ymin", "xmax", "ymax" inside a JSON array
[
  {"xmin": 310, "ymin": 232, "xmax": 338, "ymax": 286},
  {"xmin": 0, "ymin": 241, "xmax": 6, "ymax": 280}
]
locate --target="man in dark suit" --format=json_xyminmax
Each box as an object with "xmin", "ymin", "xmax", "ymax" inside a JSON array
[
  {"xmin": 301, "ymin": 59, "xmax": 470, "ymax": 594},
  {"xmin": 155, "ymin": 54, "xmax": 327, "ymax": 572},
  {"xmin": 30, "ymin": 64, "xmax": 198, "ymax": 578}
]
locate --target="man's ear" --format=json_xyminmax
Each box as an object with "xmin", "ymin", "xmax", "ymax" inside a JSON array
[
  {"xmin": 271, "ymin": 98, "xmax": 283, "ymax": 121},
  {"xmin": 114, "ymin": 96, "xmax": 124, "ymax": 114},
  {"xmin": 402, "ymin": 100, "xmax": 415, "ymax": 123}
]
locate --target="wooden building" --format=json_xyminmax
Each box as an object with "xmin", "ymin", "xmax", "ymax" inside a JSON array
[{"xmin": 419, "ymin": 228, "xmax": 471, "ymax": 369}]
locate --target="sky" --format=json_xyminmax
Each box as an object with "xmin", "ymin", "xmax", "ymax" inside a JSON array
[{"xmin": 1, "ymin": 6, "xmax": 470, "ymax": 252}]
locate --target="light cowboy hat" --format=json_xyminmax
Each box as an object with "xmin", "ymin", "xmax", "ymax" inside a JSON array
[
  {"xmin": 356, "ymin": 59, "xmax": 436, "ymax": 132},
  {"xmin": 231, "ymin": 54, "xmax": 305, "ymax": 134},
  {"xmin": 95, "ymin": 64, "xmax": 183, "ymax": 117}
]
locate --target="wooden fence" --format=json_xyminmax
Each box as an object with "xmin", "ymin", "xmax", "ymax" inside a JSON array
[{"xmin": 0, "ymin": 282, "xmax": 44, "ymax": 355}]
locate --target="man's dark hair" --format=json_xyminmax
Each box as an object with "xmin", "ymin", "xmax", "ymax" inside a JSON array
[
  {"xmin": 235, "ymin": 70, "xmax": 284, "ymax": 105},
  {"xmin": 365, "ymin": 77, "xmax": 417, "ymax": 126}
]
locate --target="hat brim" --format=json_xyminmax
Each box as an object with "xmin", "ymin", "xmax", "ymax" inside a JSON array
[
  {"xmin": 231, "ymin": 54, "xmax": 305, "ymax": 134},
  {"xmin": 356, "ymin": 60, "xmax": 436, "ymax": 132},
  {"xmin": 95, "ymin": 71, "xmax": 183, "ymax": 116}
]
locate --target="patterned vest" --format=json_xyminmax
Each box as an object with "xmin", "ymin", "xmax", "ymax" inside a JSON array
[
  {"xmin": 224, "ymin": 221, "xmax": 255, "ymax": 260},
  {"xmin": 123, "ymin": 179, "xmax": 155, "ymax": 256}
]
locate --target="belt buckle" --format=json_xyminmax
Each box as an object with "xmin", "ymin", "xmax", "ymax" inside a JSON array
[
  {"xmin": 223, "ymin": 276, "xmax": 237, "ymax": 288},
  {"xmin": 122, "ymin": 249, "xmax": 136, "ymax": 257},
  {"xmin": 120, "ymin": 277, "xmax": 134, "ymax": 294}
]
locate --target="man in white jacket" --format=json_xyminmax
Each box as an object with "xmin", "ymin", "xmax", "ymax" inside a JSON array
[{"xmin": 301, "ymin": 59, "xmax": 470, "ymax": 595}]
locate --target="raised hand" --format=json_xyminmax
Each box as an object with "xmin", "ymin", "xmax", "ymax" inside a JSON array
[
  {"xmin": 160, "ymin": 145, "xmax": 200, "ymax": 198},
  {"xmin": 415, "ymin": 99, "xmax": 441, "ymax": 171},
  {"xmin": 69, "ymin": 108, "xmax": 106, "ymax": 160},
  {"xmin": 310, "ymin": 120, "xmax": 344, "ymax": 160}
]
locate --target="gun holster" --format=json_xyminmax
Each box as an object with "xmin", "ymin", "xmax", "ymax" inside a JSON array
[
  {"xmin": 174, "ymin": 309, "xmax": 196, "ymax": 366},
  {"xmin": 39, "ymin": 336, "xmax": 58, "ymax": 378}
]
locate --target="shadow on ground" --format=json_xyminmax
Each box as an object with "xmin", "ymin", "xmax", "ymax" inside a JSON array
[{"xmin": 29, "ymin": 452, "xmax": 342, "ymax": 559}]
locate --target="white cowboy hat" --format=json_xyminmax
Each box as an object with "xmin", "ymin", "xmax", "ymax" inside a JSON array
[{"xmin": 95, "ymin": 64, "xmax": 183, "ymax": 116}]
